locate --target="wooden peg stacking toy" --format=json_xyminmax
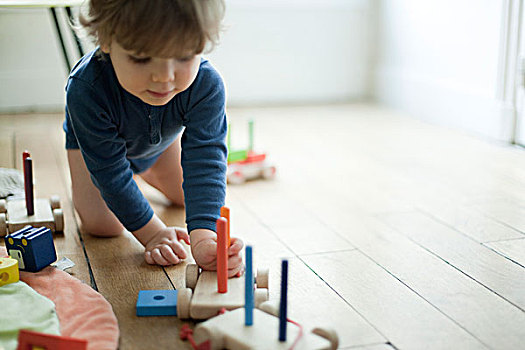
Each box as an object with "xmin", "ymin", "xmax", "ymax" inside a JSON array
[
  {"xmin": 16, "ymin": 329, "xmax": 88, "ymax": 350},
  {"xmin": 5, "ymin": 226, "xmax": 57, "ymax": 272},
  {"xmin": 0, "ymin": 256, "xmax": 19, "ymax": 287},
  {"xmin": 217, "ymin": 217, "xmax": 229, "ymax": 293},
  {"xmin": 245, "ymin": 246, "xmax": 254, "ymax": 326},
  {"xmin": 23, "ymin": 151, "xmax": 34, "ymax": 216},
  {"xmin": 220, "ymin": 206, "xmax": 231, "ymax": 245},
  {"xmin": 172, "ymin": 208, "xmax": 270, "ymax": 320},
  {"xmin": 186, "ymin": 257, "xmax": 339, "ymax": 349},
  {"xmin": 279, "ymin": 259, "xmax": 289, "ymax": 342},
  {"xmin": 226, "ymin": 119, "xmax": 276, "ymax": 184},
  {"xmin": 0, "ymin": 151, "xmax": 64, "ymax": 236}
]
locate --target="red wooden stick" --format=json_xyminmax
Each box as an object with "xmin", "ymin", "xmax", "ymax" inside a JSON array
[
  {"xmin": 24, "ymin": 156, "xmax": 34, "ymax": 216},
  {"xmin": 216, "ymin": 217, "xmax": 228, "ymax": 293}
]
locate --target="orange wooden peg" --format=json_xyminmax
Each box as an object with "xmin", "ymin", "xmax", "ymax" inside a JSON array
[
  {"xmin": 220, "ymin": 206, "xmax": 231, "ymax": 246},
  {"xmin": 216, "ymin": 217, "xmax": 228, "ymax": 293}
]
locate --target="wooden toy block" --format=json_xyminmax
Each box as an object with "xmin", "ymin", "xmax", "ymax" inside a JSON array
[
  {"xmin": 16, "ymin": 329, "xmax": 87, "ymax": 350},
  {"xmin": 191, "ymin": 307, "xmax": 338, "ymax": 350},
  {"xmin": 136, "ymin": 290, "xmax": 178, "ymax": 316},
  {"xmin": 0, "ymin": 151, "xmax": 64, "ymax": 237},
  {"xmin": 0, "ymin": 197, "xmax": 64, "ymax": 236},
  {"xmin": 177, "ymin": 264, "xmax": 269, "ymax": 320},
  {"xmin": 5, "ymin": 226, "xmax": 57, "ymax": 272},
  {"xmin": 0, "ymin": 256, "xmax": 19, "ymax": 287}
]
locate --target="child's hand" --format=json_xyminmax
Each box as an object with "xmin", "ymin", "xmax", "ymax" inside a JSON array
[
  {"xmin": 190, "ymin": 229, "xmax": 244, "ymax": 277},
  {"xmin": 143, "ymin": 227, "xmax": 191, "ymax": 266}
]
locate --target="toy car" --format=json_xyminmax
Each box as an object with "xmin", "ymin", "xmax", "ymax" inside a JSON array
[
  {"xmin": 227, "ymin": 152, "xmax": 276, "ymax": 185},
  {"xmin": 0, "ymin": 195, "xmax": 64, "ymax": 236},
  {"xmin": 184, "ymin": 303, "xmax": 339, "ymax": 350}
]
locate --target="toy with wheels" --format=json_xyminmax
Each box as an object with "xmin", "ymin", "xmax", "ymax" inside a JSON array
[
  {"xmin": 227, "ymin": 119, "xmax": 276, "ymax": 185},
  {"xmin": 177, "ymin": 263, "xmax": 269, "ymax": 320},
  {"xmin": 0, "ymin": 151, "xmax": 63, "ymax": 236},
  {"xmin": 227, "ymin": 156, "xmax": 276, "ymax": 185},
  {"xmin": 187, "ymin": 306, "xmax": 339, "ymax": 350},
  {"xmin": 180, "ymin": 258, "xmax": 339, "ymax": 349},
  {"xmin": 0, "ymin": 195, "xmax": 64, "ymax": 236}
]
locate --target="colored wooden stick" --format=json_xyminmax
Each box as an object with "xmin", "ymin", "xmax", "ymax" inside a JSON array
[
  {"xmin": 245, "ymin": 245, "xmax": 254, "ymax": 326},
  {"xmin": 279, "ymin": 259, "xmax": 288, "ymax": 342},
  {"xmin": 216, "ymin": 217, "xmax": 228, "ymax": 293},
  {"xmin": 248, "ymin": 119, "xmax": 254, "ymax": 152},
  {"xmin": 24, "ymin": 156, "xmax": 34, "ymax": 216},
  {"xmin": 220, "ymin": 206, "xmax": 231, "ymax": 246}
]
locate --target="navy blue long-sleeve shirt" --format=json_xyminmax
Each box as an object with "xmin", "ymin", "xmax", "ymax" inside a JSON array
[{"xmin": 63, "ymin": 49, "xmax": 227, "ymax": 233}]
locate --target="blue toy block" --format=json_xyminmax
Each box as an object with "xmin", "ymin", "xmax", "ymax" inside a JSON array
[
  {"xmin": 4, "ymin": 226, "xmax": 57, "ymax": 272},
  {"xmin": 136, "ymin": 290, "xmax": 179, "ymax": 316}
]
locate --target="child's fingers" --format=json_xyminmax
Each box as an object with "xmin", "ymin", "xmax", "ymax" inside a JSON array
[
  {"xmin": 160, "ymin": 245, "xmax": 180, "ymax": 265},
  {"xmin": 151, "ymin": 248, "xmax": 169, "ymax": 266},
  {"xmin": 228, "ymin": 255, "xmax": 244, "ymax": 277},
  {"xmin": 228, "ymin": 237, "xmax": 244, "ymax": 256},
  {"xmin": 175, "ymin": 228, "xmax": 190, "ymax": 245},
  {"xmin": 168, "ymin": 240, "xmax": 188, "ymax": 260},
  {"xmin": 228, "ymin": 262, "xmax": 244, "ymax": 278},
  {"xmin": 145, "ymin": 251, "xmax": 155, "ymax": 265}
]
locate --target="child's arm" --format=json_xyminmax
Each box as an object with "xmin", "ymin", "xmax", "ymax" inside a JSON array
[{"xmin": 190, "ymin": 228, "xmax": 244, "ymax": 277}]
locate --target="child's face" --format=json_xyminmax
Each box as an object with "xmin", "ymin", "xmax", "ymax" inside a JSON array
[{"xmin": 102, "ymin": 40, "xmax": 201, "ymax": 106}]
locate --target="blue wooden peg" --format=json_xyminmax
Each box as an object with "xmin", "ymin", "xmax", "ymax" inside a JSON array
[
  {"xmin": 279, "ymin": 259, "xmax": 288, "ymax": 341},
  {"xmin": 245, "ymin": 245, "xmax": 254, "ymax": 326}
]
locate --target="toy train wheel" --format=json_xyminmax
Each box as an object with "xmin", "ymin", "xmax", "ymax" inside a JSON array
[
  {"xmin": 254, "ymin": 288, "xmax": 268, "ymax": 308},
  {"xmin": 185, "ymin": 263, "xmax": 199, "ymax": 290},
  {"xmin": 0, "ymin": 199, "xmax": 6, "ymax": 213},
  {"xmin": 53, "ymin": 209, "xmax": 64, "ymax": 232},
  {"xmin": 255, "ymin": 268, "xmax": 269, "ymax": 289},
  {"xmin": 177, "ymin": 288, "xmax": 192, "ymax": 319},
  {"xmin": 262, "ymin": 166, "xmax": 276, "ymax": 179},
  {"xmin": 49, "ymin": 195, "xmax": 61, "ymax": 209},
  {"xmin": 312, "ymin": 327, "xmax": 339, "ymax": 350},
  {"xmin": 228, "ymin": 171, "xmax": 245, "ymax": 185},
  {"xmin": 0, "ymin": 213, "xmax": 7, "ymax": 237},
  {"xmin": 193, "ymin": 324, "xmax": 224, "ymax": 349}
]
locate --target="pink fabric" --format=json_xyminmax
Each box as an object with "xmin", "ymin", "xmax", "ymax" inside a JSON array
[{"xmin": 1, "ymin": 247, "xmax": 119, "ymax": 350}]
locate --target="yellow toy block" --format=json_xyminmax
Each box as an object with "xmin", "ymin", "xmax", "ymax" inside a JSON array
[{"xmin": 0, "ymin": 256, "xmax": 19, "ymax": 287}]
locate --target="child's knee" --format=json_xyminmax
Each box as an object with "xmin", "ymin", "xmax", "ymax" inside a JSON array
[{"xmin": 80, "ymin": 220, "xmax": 124, "ymax": 238}]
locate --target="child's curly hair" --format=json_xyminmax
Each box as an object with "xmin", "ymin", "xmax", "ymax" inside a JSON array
[{"xmin": 79, "ymin": 0, "xmax": 225, "ymax": 57}]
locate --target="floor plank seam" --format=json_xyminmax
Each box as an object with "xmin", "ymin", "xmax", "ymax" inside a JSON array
[
  {"xmin": 342, "ymin": 341, "xmax": 398, "ymax": 350},
  {"xmin": 296, "ymin": 253, "xmax": 393, "ymax": 345},
  {"xmin": 379, "ymin": 216, "xmax": 525, "ymax": 314},
  {"xmin": 481, "ymin": 244, "xmax": 525, "ymax": 269},
  {"xmin": 483, "ymin": 236, "xmax": 525, "ymax": 243},
  {"xmin": 416, "ymin": 209, "xmax": 525, "ymax": 268},
  {"xmin": 344, "ymin": 247, "xmax": 494, "ymax": 349},
  {"xmin": 415, "ymin": 208, "xmax": 508, "ymax": 247},
  {"xmin": 162, "ymin": 267, "xmax": 177, "ymax": 290},
  {"xmin": 297, "ymin": 248, "xmax": 358, "ymax": 257},
  {"xmin": 471, "ymin": 207, "xmax": 525, "ymax": 236},
  {"xmin": 229, "ymin": 192, "xmax": 394, "ymax": 346}
]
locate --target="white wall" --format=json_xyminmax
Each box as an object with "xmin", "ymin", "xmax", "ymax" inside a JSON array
[
  {"xmin": 373, "ymin": 0, "xmax": 511, "ymax": 141},
  {"xmin": 0, "ymin": 0, "xmax": 373, "ymax": 112},
  {"xmin": 209, "ymin": 0, "xmax": 373, "ymax": 106}
]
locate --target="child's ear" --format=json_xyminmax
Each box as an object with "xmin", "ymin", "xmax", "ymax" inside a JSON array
[{"xmin": 100, "ymin": 43, "xmax": 110, "ymax": 54}]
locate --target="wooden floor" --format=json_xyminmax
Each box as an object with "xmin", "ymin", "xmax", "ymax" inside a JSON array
[{"xmin": 1, "ymin": 104, "xmax": 524, "ymax": 350}]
